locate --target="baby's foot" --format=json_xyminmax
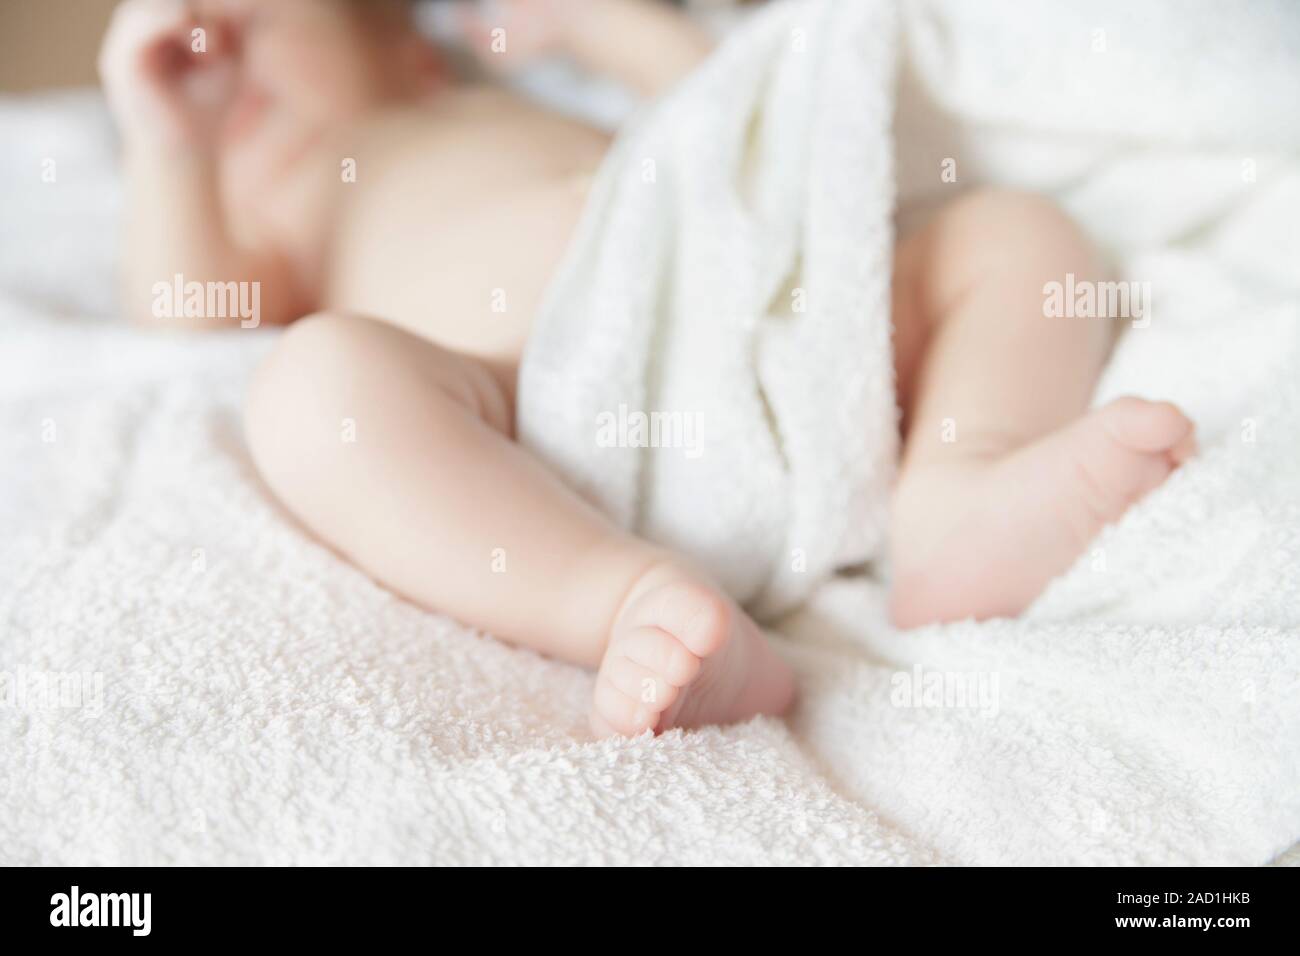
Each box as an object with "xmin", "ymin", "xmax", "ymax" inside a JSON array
[
  {"xmin": 590, "ymin": 563, "xmax": 795, "ymax": 737},
  {"xmin": 890, "ymin": 396, "xmax": 1195, "ymax": 627}
]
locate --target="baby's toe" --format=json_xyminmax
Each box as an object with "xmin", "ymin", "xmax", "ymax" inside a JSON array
[
  {"xmin": 603, "ymin": 654, "xmax": 679, "ymax": 714},
  {"xmin": 588, "ymin": 709, "xmax": 618, "ymax": 738},
  {"xmin": 1168, "ymin": 424, "xmax": 1198, "ymax": 465},
  {"xmin": 620, "ymin": 626, "xmax": 701, "ymax": 687},
  {"xmin": 591, "ymin": 677, "xmax": 655, "ymax": 737},
  {"xmin": 631, "ymin": 582, "xmax": 731, "ymax": 658},
  {"xmin": 1099, "ymin": 396, "xmax": 1194, "ymax": 454}
]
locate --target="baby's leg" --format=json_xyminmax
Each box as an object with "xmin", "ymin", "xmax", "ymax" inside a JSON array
[
  {"xmin": 889, "ymin": 189, "xmax": 1194, "ymax": 627},
  {"xmin": 244, "ymin": 312, "xmax": 792, "ymax": 733}
]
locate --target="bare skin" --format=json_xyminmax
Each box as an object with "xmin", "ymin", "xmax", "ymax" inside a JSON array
[
  {"xmin": 887, "ymin": 190, "xmax": 1195, "ymax": 627},
  {"xmin": 323, "ymin": 89, "xmax": 609, "ymax": 391},
  {"xmin": 103, "ymin": 0, "xmax": 1193, "ymax": 738}
]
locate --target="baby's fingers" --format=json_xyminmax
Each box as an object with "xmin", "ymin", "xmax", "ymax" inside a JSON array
[{"xmin": 98, "ymin": 0, "xmax": 191, "ymax": 83}]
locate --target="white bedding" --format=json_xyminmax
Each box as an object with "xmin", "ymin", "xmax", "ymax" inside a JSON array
[{"xmin": 1, "ymin": 0, "xmax": 1298, "ymax": 866}]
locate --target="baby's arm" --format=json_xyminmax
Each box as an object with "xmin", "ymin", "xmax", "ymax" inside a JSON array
[
  {"xmin": 464, "ymin": 0, "xmax": 714, "ymax": 98},
  {"xmin": 120, "ymin": 150, "xmax": 304, "ymax": 331},
  {"xmin": 100, "ymin": 0, "xmax": 306, "ymax": 330}
]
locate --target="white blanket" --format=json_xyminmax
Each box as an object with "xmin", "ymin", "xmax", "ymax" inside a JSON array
[{"xmin": 2, "ymin": 0, "xmax": 1298, "ymax": 865}]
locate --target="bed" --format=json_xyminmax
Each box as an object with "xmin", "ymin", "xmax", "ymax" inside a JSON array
[{"xmin": 1, "ymin": 0, "xmax": 1297, "ymax": 865}]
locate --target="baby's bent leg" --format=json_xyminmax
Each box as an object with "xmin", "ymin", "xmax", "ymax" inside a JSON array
[
  {"xmin": 893, "ymin": 189, "xmax": 1115, "ymax": 465},
  {"xmin": 244, "ymin": 312, "xmax": 794, "ymax": 734},
  {"xmin": 245, "ymin": 311, "xmax": 659, "ymax": 668},
  {"xmin": 889, "ymin": 189, "xmax": 1194, "ymax": 626}
]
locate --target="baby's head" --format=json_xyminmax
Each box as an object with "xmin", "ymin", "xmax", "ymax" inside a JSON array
[{"xmin": 203, "ymin": 0, "xmax": 444, "ymax": 133}]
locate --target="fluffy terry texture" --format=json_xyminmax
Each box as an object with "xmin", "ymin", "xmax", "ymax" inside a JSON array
[{"xmin": 1, "ymin": 0, "xmax": 1299, "ymax": 865}]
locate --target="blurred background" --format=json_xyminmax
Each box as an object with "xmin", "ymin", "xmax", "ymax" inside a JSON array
[
  {"xmin": 0, "ymin": 0, "xmax": 738, "ymax": 92},
  {"xmin": 0, "ymin": 0, "xmax": 118, "ymax": 92}
]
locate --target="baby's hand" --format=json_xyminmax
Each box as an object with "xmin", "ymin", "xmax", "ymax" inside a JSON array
[
  {"xmin": 457, "ymin": 0, "xmax": 579, "ymax": 74},
  {"xmin": 98, "ymin": 0, "xmax": 242, "ymax": 148}
]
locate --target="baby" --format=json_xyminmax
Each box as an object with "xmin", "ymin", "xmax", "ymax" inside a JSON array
[{"xmin": 101, "ymin": 0, "xmax": 1196, "ymax": 737}]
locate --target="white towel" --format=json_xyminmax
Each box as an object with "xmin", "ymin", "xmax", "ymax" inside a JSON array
[{"xmin": 518, "ymin": 0, "xmax": 899, "ymax": 619}]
